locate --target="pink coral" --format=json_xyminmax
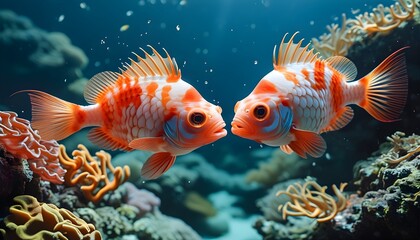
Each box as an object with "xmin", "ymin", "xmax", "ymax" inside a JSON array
[
  {"xmin": 0, "ymin": 111, "xmax": 65, "ymax": 183},
  {"xmin": 124, "ymin": 182, "xmax": 160, "ymax": 217}
]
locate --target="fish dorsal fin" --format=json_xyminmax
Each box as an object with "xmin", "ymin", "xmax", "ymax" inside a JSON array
[
  {"xmin": 123, "ymin": 46, "xmax": 181, "ymax": 83},
  {"xmin": 84, "ymin": 71, "xmax": 120, "ymax": 104},
  {"xmin": 325, "ymin": 56, "xmax": 358, "ymax": 81},
  {"xmin": 273, "ymin": 32, "xmax": 320, "ymax": 69}
]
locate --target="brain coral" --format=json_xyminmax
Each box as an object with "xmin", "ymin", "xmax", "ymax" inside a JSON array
[
  {"xmin": 0, "ymin": 195, "xmax": 102, "ymax": 240},
  {"xmin": 0, "ymin": 111, "xmax": 65, "ymax": 183}
]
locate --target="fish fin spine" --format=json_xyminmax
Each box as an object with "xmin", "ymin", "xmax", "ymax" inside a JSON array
[
  {"xmin": 84, "ymin": 71, "xmax": 120, "ymax": 104},
  {"xmin": 88, "ymin": 127, "xmax": 131, "ymax": 151},
  {"xmin": 273, "ymin": 32, "xmax": 320, "ymax": 69},
  {"xmin": 26, "ymin": 90, "xmax": 85, "ymax": 140},
  {"xmin": 358, "ymin": 47, "xmax": 409, "ymax": 122}
]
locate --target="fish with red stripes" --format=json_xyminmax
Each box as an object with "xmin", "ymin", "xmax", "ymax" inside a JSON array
[
  {"xmin": 24, "ymin": 46, "xmax": 227, "ymax": 179},
  {"xmin": 231, "ymin": 32, "xmax": 408, "ymax": 158}
]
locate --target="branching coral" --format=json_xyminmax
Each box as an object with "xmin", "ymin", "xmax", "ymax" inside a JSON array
[
  {"xmin": 349, "ymin": 0, "xmax": 418, "ymax": 36},
  {"xmin": 0, "ymin": 195, "xmax": 102, "ymax": 240},
  {"xmin": 312, "ymin": 0, "xmax": 419, "ymax": 57},
  {"xmin": 382, "ymin": 131, "xmax": 420, "ymax": 165},
  {"xmin": 312, "ymin": 14, "xmax": 359, "ymax": 57},
  {"xmin": 58, "ymin": 144, "xmax": 130, "ymax": 204},
  {"xmin": 276, "ymin": 180, "xmax": 347, "ymax": 223},
  {"xmin": 0, "ymin": 111, "xmax": 65, "ymax": 184}
]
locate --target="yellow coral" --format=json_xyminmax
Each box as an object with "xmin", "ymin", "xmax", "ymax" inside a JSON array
[
  {"xmin": 58, "ymin": 144, "xmax": 130, "ymax": 204},
  {"xmin": 349, "ymin": 0, "xmax": 418, "ymax": 36},
  {"xmin": 276, "ymin": 181, "xmax": 347, "ymax": 223},
  {"xmin": 312, "ymin": 0, "xmax": 419, "ymax": 57},
  {"xmin": 0, "ymin": 195, "xmax": 102, "ymax": 240},
  {"xmin": 311, "ymin": 14, "xmax": 358, "ymax": 57}
]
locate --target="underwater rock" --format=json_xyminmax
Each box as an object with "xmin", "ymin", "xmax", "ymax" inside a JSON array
[
  {"xmin": 125, "ymin": 182, "xmax": 161, "ymax": 217},
  {"xmin": 245, "ymin": 149, "xmax": 308, "ymax": 187},
  {"xmin": 133, "ymin": 152, "xmax": 262, "ymax": 237},
  {"xmin": 133, "ymin": 209, "xmax": 201, "ymax": 240},
  {"xmin": 0, "ymin": 10, "xmax": 88, "ymax": 100},
  {"xmin": 0, "ymin": 148, "xmax": 42, "ymax": 217},
  {"xmin": 313, "ymin": 132, "xmax": 420, "ymax": 240},
  {"xmin": 253, "ymin": 216, "xmax": 318, "ymax": 240}
]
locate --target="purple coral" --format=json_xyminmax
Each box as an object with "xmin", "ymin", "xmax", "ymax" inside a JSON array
[{"xmin": 124, "ymin": 182, "xmax": 161, "ymax": 217}]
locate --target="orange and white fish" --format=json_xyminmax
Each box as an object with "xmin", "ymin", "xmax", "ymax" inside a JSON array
[
  {"xmin": 25, "ymin": 46, "xmax": 227, "ymax": 179},
  {"xmin": 231, "ymin": 32, "xmax": 408, "ymax": 158}
]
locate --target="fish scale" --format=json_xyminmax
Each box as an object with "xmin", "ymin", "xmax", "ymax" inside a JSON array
[
  {"xmin": 24, "ymin": 46, "xmax": 227, "ymax": 180},
  {"xmin": 232, "ymin": 32, "xmax": 408, "ymax": 159}
]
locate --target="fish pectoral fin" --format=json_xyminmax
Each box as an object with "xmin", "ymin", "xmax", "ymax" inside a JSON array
[
  {"xmin": 287, "ymin": 128, "xmax": 326, "ymax": 158},
  {"xmin": 141, "ymin": 152, "xmax": 176, "ymax": 180},
  {"xmin": 280, "ymin": 145, "xmax": 294, "ymax": 154},
  {"xmin": 89, "ymin": 127, "xmax": 131, "ymax": 151},
  {"xmin": 129, "ymin": 137, "xmax": 166, "ymax": 152},
  {"xmin": 320, "ymin": 106, "xmax": 354, "ymax": 133}
]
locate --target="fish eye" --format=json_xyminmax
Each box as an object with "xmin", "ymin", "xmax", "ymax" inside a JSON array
[
  {"xmin": 252, "ymin": 104, "xmax": 269, "ymax": 120},
  {"xmin": 188, "ymin": 110, "xmax": 207, "ymax": 127}
]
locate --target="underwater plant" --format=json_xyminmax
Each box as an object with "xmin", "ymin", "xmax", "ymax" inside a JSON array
[
  {"xmin": 276, "ymin": 180, "xmax": 347, "ymax": 223},
  {"xmin": 0, "ymin": 195, "xmax": 102, "ymax": 240},
  {"xmin": 0, "ymin": 111, "xmax": 66, "ymax": 184},
  {"xmin": 58, "ymin": 144, "xmax": 130, "ymax": 204}
]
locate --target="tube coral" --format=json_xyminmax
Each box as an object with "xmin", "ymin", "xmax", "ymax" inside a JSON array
[
  {"xmin": 276, "ymin": 180, "xmax": 347, "ymax": 223},
  {"xmin": 58, "ymin": 144, "xmax": 130, "ymax": 204},
  {"xmin": 0, "ymin": 111, "xmax": 65, "ymax": 184}
]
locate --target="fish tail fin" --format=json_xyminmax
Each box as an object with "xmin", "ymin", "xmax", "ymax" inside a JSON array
[
  {"xmin": 358, "ymin": 47, "xmax": 409, "ymax": 122},
  {"xmin": 24, "ymin": 90, "xmax": 86, "ymax": 140}
]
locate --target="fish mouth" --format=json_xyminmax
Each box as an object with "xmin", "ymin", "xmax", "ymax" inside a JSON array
[
  {"xmin": 231, "ymin": 117, "xmax": 249, "ymax": 136},
  {"xmin": 212, "ymin": 122, "xmax": 227, "ymax": 138}
]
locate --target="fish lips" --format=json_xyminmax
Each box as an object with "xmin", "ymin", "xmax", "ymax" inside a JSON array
[{"xmin": 231, "ymin": 117, "xmax": 253, "ymax": 138}]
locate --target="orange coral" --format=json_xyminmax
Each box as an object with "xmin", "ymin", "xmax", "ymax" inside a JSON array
[
  {"xmin": 0, "ymin": 195, "xmax": 102, "ymax": 240},
  {"xmin": 0, "ymin": 111, "xmax": 65, "ymax": 183},
  {"xmin": 276, "ymin": 180, "xmax": 347, "ymax": 222},
  {"xmin": 58, "ymin": 144, "xmax": 130, "ymax": 203}
]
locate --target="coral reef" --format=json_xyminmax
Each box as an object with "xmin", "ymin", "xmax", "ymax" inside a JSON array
[
  {"xmin": 0, "ymin": 148, "xmax": 42, "ymax": 217},
  {"xmin": 0, "ymin": 195, "xmax": 102, "ymax": 240},
  {"xmin": 348, "ymin": 0, "xmax": 418, "ymax": 36},
  {"xmin": 245, "ymin": 149, "xmax": 308, "ymax": 186},
  {"xmin": 253, "ymin": 216, "xmax": 317, "ymax": 240},
  {"xmin": 276, "ymin": 180, "xmax": 347, "ymax": 223},
  {"xmin": 58, "ymin": 144, "xmax": 130, "ymax": 204},
  {"xmin": 125, "ymin": 182, "xmax": 161, "ymax": 217},
  {"xmin": 0, "ymin": 10, "xmax": 88, "ymax": 101},
  {"xmin": 133, "ymin": 209, "xmax": 201, "ymax": 240},
  {"xmin": 256, "ymin": 179, "xmax": 306, "ymax": 222},
  {"xmin": 312, "ymin": 0, "xmax": 419, "ymax": 57},
  {"xmin": 320, "ymin": 132, "xmax": 420, "ymax": 240},
  {"xmin": 311, "ymin": 13, "xmax": 359, "ymax": 57},
  {"xmin": 0, "ymin": 111, "xmax": 65, "ymax": 183}
]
